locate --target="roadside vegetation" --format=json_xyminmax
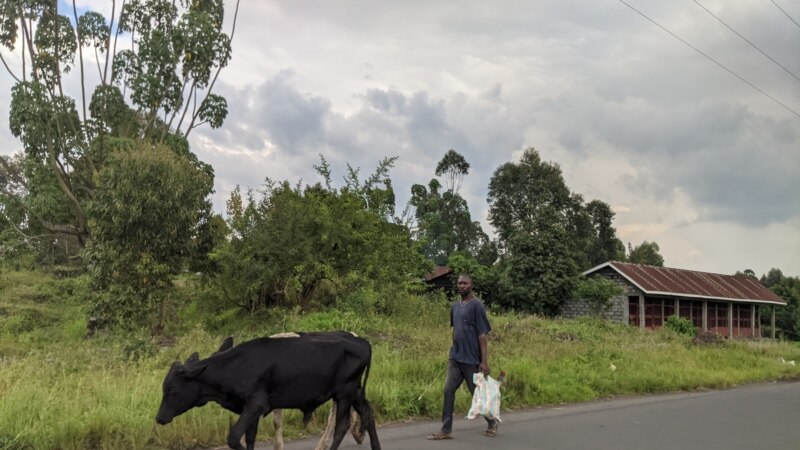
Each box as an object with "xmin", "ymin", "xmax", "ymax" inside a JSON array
[{"xmin": 1, "ymin": 269, "xmax": 799, "ymax": 450}]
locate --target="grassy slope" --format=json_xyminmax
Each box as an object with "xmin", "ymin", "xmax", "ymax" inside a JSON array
[{"xmin": 1, "ymin": 269, "xmax": 799, "ymax": 449}]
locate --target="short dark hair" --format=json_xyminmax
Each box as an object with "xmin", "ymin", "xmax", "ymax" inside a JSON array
[{"xmin": 457, "ymin": 274, "xmax": 472, "ymax": 281}]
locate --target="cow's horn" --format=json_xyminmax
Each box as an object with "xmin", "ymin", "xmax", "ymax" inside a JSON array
[{"xmin": 185, "ymin": 352, "xmax": 200, "ymax": 364}]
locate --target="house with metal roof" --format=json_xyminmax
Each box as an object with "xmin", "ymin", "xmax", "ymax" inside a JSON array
[
  {"xmin": 423, "ymin": 266, "xmax": 455, "ymax": 292},
  {"xmin": 564, "ymin": 261, "xmax": 786, "ymax": 338}
]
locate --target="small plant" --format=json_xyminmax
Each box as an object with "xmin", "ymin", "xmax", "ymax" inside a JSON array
[{"xmin": 664, "ymin": 315, "xmax": 697, "ymax": 337}]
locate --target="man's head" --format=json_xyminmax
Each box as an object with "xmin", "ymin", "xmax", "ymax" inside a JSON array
[{"xmin": 457, "ymin": 274, "xmax": 473, "ymax": 298}]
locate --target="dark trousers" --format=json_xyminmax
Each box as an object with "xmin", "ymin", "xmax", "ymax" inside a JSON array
[{"xmin": 440, "ymin": 359, "xmax": 495, "ymax": 433}]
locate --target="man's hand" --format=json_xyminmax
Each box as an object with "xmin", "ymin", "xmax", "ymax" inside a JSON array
[{"xmin": 479, "ymin": 362, "xmax": 490, "ymax": 376}]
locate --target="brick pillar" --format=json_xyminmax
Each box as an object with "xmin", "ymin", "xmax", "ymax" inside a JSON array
[
  {"xmin": 702, "ymin": 301, "xmax": 708, "ymax": 332},
  {"xmin": 624, "ymin": 295, "xmax": 630, "ymax": 325},
  {"xmin": 639, "ymin": 294, "xmax": 645, "ymax": 330},
  {"xmin": 751, "ymin": 304, "xmax": 756, "ymax": 338},
  {"xmin": 771, "ymin": 306, "xmax": 776, "ymax": 339}
]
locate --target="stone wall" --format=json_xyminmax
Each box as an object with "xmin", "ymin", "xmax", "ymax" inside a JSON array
[{"xmin": 561, "ymin": 266, "xmax": 643, "ymax": 323}]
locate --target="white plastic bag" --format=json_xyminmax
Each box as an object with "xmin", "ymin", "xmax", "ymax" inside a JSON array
[{"xmin": 466, "ymin": 372, "xmax": 502, "ymax": 422}]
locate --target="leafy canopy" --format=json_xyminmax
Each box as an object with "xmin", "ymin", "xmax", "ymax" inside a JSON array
[
  {"xmin": 411, "ymin": 150, "xmax": 496, "ymax": 266},
  {"xmin": 627, "ymin": 241, "xmax": 665, "ymax": 266},
  {"xmin": 85, "ymin": 141, "xmax": 213, "ymax": 328},
  {"xmin": 209, "ymin": 157, "xmax": 430, "ymax": 313},
  {"xmin": 0, "ymin": 0, "xmax": 237, "ymax": 249}
]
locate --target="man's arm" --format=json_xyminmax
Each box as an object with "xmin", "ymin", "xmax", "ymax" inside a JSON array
[{"xmin": 478, "ymin": 333, "xmax": 490, "ymax": 375}]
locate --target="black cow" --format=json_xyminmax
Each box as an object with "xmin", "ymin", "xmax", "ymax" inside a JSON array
[
  {"xmin": 216, "ymin": 334, "xmax": 365, "ymax": 450},
  {"xmin": 155, "ymin": 331, "xmax": 381, "ymax": 450}
]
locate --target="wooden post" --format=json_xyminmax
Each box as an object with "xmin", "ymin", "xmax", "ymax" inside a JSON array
[{"xmin": 751, "ymin": 304, "xmax": 756, "ymax": 338}]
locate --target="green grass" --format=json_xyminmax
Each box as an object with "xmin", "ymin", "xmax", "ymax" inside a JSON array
[{"xmin": 1, "ymin": 269, "xmax": 799, "ymax": 449}]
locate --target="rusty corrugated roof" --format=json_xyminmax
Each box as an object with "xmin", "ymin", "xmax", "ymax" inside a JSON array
[
  {"xmin": 584, "ymin": 261, "xmax": 786, "ymax": 305},
  {"xmin": 424, "ymin": 266, "xmax": 453, "ymax": 282}
]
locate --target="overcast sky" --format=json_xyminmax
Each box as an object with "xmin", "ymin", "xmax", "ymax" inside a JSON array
[{"xmin": 1, "ymin": 0, "xmax": 798, "ymax": 276}]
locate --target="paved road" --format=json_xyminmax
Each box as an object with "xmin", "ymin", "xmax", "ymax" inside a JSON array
[{"xmin": 268, "ymin": 381, "xmax": 800, "ymax": 450}]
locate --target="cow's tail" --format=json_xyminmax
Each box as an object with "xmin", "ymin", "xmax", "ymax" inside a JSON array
[
  {"xmin": 357, "ymin": 358, "xmax": 372, "ymax": 439},
  {"xmin": 360, "ymin": 359, "xmax": 371, "ymax": 400}
]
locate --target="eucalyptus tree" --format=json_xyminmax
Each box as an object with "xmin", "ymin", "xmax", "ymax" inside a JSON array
[
  {"xmin": 0, "ymin": 0, "xmax": 239, "ymax": 247},
  {"xmin": 411, "ymin": 150, "xmax": 496, "ymax": 266},
  {"xmin": 435, "ymin": 149, "xmax": 470, "ymax": 195}
]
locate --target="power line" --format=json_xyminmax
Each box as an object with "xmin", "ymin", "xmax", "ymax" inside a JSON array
[
  {"xmin": 695, "ymin": 0, "xmax": 800, "ymax": 84},
  {"xmin": 770, "ymin": 0, "xmax": 800, "ymax": 31},
  {"xmin": 618, "ymin": 0, "xmax": 800, "ymax": 119}
]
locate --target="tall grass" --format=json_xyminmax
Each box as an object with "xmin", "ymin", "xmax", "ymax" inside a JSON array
[{"xmin": 1, "ymin": 269, "xmax": 799, "ymax": 449}]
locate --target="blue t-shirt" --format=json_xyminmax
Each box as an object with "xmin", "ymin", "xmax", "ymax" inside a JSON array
[{"xmin": 449, "ymin": 297, "xmax": 492, "ymax": 365}]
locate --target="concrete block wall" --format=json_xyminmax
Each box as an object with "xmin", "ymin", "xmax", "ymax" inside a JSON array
[{"xmin": 561, "ymin": 266, "xmax": 642, "ymax": 323}]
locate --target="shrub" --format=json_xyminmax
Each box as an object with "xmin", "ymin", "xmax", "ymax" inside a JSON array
[
  {"xmin": 574, "ymin": 276, "xmax": 624, "ymax": 315},
  {"xmin": 665, "ymin": 315, "xmax": 697, "ymax": 336}
]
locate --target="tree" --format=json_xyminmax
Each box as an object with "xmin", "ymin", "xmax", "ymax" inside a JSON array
[
  {"xmin": 410, "ymin": 151, "xmax": 496, "ymax": 266},
  {"xmin": 85, "ymin": 141, "xmax": 213, "ymax": 329},
  {"xmin": 487, "ymin": 147, "xmax": 597, "ymax": 311},
  {"xmin": 496, "ymin": 227, "xmax": 577, "ymax": 315},
  {"xmin": 758, "ymin": 268, "xmax": 798, "ymax": 340},
  {"xmin": 487, "ymin": 148, "xmax": 575, "ymax": 245},
  {"xmin": 210, "ymin": 159, "xmax": 430, "ymax": 313},
  {"xmin": 585, "ymin": 200, "xmax": 626, "ymax": 266},
  {"xmin": 0, "ymin": 152, "xmax": 81, "ymax": 264},
  {"xmin": 627, "ymin": 241, "xmax": 665, "ymax": 266},
  {"xmin": 734, "ymin": 269, "xmax": 757, "ymax": 278},
  {"xmin": 0, "ymin": 0, "xmax": 238, "ymax": 247},
  {"xmin": 435, "ymin": 149, "xmax": 470, "ymax": 194},
  {"xmin": 761, "ymin": 268, "xmax": 784, "ymax": 288}
]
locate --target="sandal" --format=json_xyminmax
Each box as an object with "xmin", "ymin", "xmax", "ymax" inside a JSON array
[
  {"xmin": 485, "ymin": 423, "xmax": 498, "ymax": 437},
  {"xmin": 426, "ymin": 431, "xmax": 453, "ymax": 440}
]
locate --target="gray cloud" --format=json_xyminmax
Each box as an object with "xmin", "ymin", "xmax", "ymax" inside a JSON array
[{"xmin": 1, "ymin": 0, "xmax": 798, "ymax": 275}]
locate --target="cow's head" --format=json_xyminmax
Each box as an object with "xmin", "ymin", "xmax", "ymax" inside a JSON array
[{"xmin": 155, "ymin": 352, "xmax": 205, "ymax": 425}]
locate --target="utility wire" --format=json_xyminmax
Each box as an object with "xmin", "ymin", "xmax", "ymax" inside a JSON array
[
  {"xmin": 618, "ymin": 0, "xmax": 800, "ymax": 119},
  {"xmin": 695, "ymin": 1, "xmax": 800, "ymax": 84},
  {"xmin": 770, "ymin": 0, "xmax": 800, "ymax": 31}
]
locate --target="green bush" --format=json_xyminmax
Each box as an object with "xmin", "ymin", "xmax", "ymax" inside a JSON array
[
  {"xmin": 574, "ymin": 276, "xmax": 624, "ymax": 315},
  {"xmin": 664, "ymin": 315, "xmax": 697, "ymax": 336}
]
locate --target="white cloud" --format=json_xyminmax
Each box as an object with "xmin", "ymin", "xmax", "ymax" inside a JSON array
[{"xmin": 1, "ymin": 0, "xmax": 798, "ymax": 277}]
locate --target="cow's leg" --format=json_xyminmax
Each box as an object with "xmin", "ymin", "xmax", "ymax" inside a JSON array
[
  {"xmin": 352, "ymin": 396, "xmax": 380, "ymax": 450},
  {"xmin": 349, "ymin": 407, "xmax": 364, "ymax": 444},
  {"xmin": 245, "ymin": 419, "xmax": 259, "ymax": 450},
  {"xmin": 273, "ymin": 409, "xmax": 284, "ymax": 450},
  {"xmin": 227, "ymin": 394, "xmax": 269, "ymax": 450},
  {"xmin": 328, "ymin": 397, "xmax": 354, "ymax": 450},
  {"xmin": 314, "ymin": 401, "xmax": 337, "ymax": 450}
]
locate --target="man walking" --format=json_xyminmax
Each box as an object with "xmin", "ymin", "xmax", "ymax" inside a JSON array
[{"xmin": 427, "ymin": 274, "xmax": 498, "ymax": 440}]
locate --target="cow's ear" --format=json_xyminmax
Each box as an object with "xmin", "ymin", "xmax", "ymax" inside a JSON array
[
  {"xmin": 185, "ymin": 352, "xmax": 200, "ymax": 365},
  {"xmin": 217, "ymin": 336, "xmax": 234, "ymax": 353},
  {"xmin": 183, "ymin": 362, "xmax": 207, "ymax": 379}
]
